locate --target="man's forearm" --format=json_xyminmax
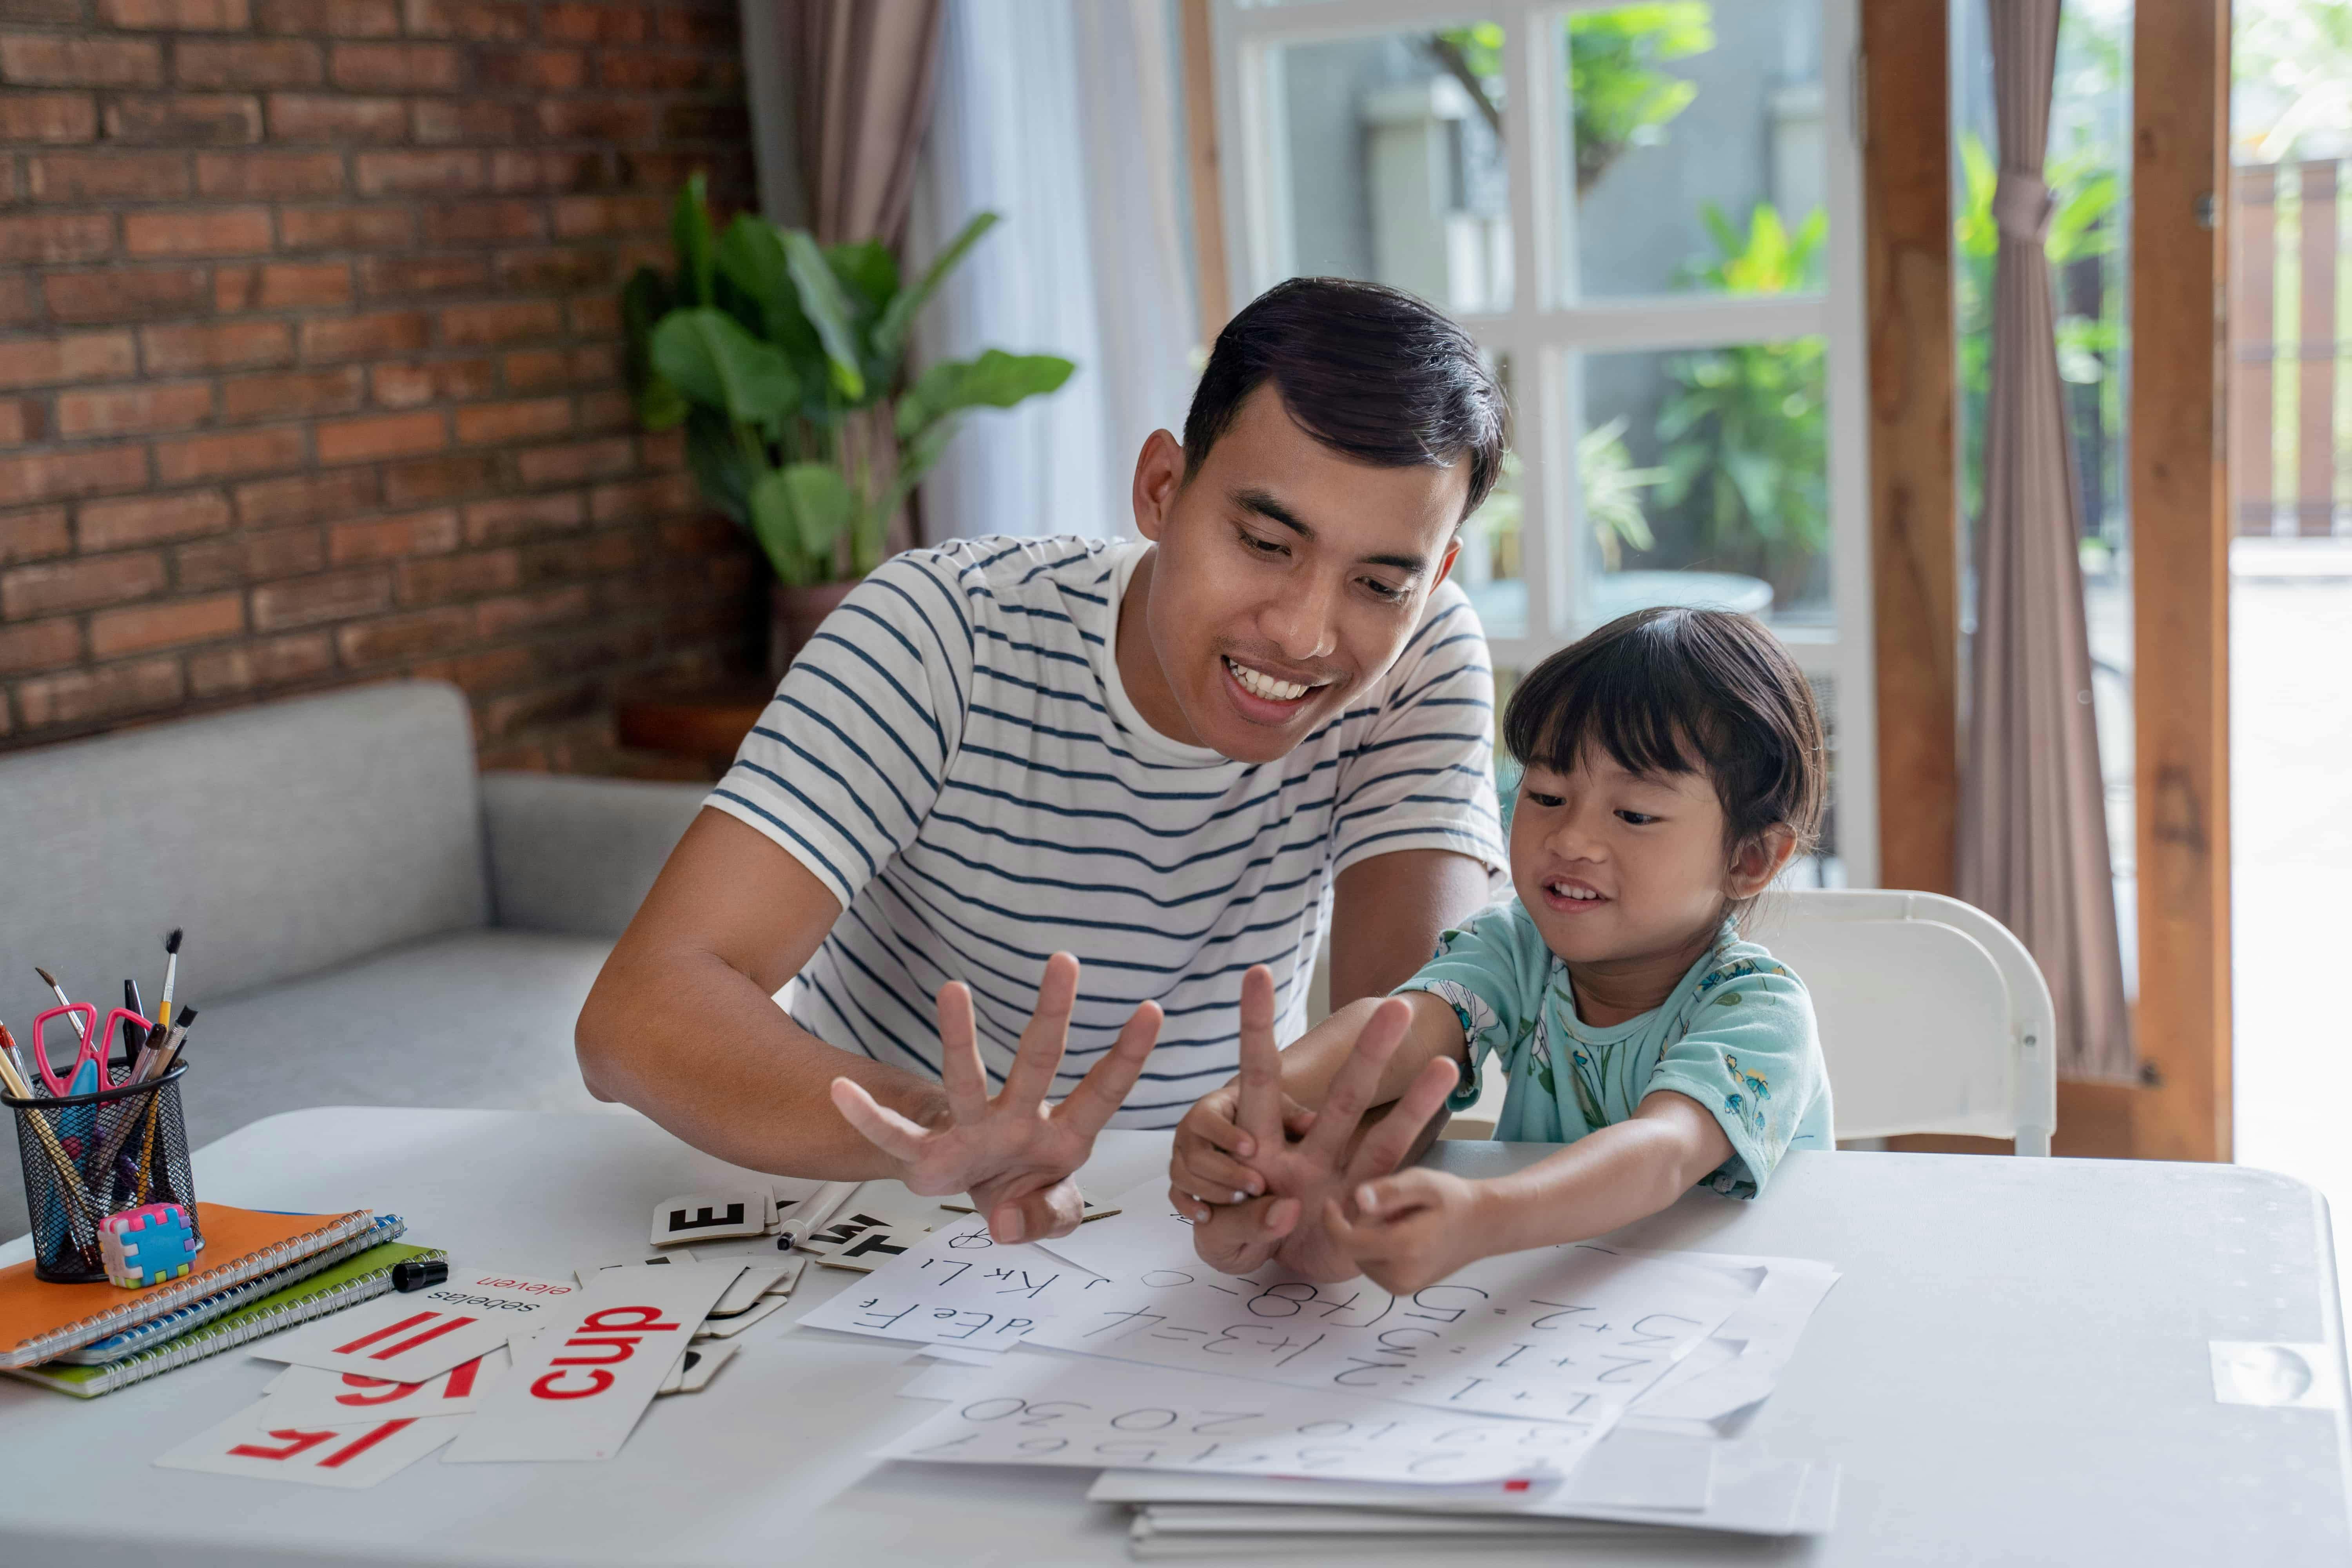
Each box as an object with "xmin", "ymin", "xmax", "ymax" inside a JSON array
[{"xmin": 577, "ymin": 940, "xmax": 946, "ymax": 1180}]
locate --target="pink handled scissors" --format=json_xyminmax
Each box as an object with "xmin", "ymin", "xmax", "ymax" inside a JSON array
[{"xmin": 29, "ymin": 1004, "xmax": 149, "ymax": 1098}]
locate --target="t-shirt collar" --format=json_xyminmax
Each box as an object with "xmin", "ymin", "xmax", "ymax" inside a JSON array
[{"xmin": 1096, "ymin": 539, "xmax": 1234, "ymax": 770}]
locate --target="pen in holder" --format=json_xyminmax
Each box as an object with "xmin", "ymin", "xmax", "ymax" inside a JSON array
[{"xmin": 4, "ymin": 1060, "xmax": 201, "ymax": 1283}]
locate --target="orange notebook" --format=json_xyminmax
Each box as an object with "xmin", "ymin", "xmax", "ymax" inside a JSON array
[{"xmin": 0, "ymin": 1205, "xmax": 374, "ymax": 1368}]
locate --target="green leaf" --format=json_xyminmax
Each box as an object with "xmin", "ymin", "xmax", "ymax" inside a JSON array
[
  {"xmin": 897, "ymin": 350, "xmax": 1075, "ymax": 440},
  {"xmin": 777, "ymin": 462, "xmax": 854, "ymax": 559},
  {"xmin": 781, "ymin": 229, "xmax": 867, "ymax": 401},
  {"xmin": 748, "ymin": 468, "xmax": 821, "ymax": 586},
  {"xmin": 684, "ymin": 406, "xmax": 754, "ymax": 529},
  {"xmin": 651, "ymin": 307, "xmax": 798, "ymax": 425},
  {"xmin": 825, "ymin": 240, "xmax": 898, "ymax": 317},
  {"xmin": 873, "ymin": 211, "xmax": 999, "ymax": 364},
  {"xmin": 621, "ymin": 266, "xmax": 686, "ymax": 430},
  {"xmin": 671, "ymin": 174, "xmax": 715, "ymax": 307}
]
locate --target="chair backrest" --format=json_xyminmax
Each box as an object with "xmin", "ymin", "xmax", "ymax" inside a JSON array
[
  {"xmin": 1743, "ymin": 888, "xmax": 2056, "ymax": 1154},
  {"xmin": 0, "ymin": 681, "xmax": 489, "ymax": 1035}
]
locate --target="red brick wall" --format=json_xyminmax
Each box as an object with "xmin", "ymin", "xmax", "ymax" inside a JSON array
[{"xmin": 0, "ymin": 0, "xmax": 761, "ymax": 769}]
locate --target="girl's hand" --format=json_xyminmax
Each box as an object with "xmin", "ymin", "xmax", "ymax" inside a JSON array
[
  {"xmin": 1171, "ymin": 1085, "xmax": 1316, "ymax": 1209},
  {"xmin": 1321, "ymin": 1168, "xmax": 1493, "ymax": 1294}
]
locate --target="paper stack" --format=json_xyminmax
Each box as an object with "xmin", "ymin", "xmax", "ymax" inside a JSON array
[{"xmin": 806, "ymin": 1180, "xmax": 1843, "ymax": 1551}]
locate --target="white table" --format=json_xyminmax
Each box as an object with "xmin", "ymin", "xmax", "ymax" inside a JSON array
[{"xmin": 0, "ymin": 1109, "xmax": 2347, "ymax": 1566}]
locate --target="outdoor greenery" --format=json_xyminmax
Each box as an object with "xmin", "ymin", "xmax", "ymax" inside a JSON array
[
  {"xmin": 1653, "ymin": 203, "xmax": 1829, "ymax": 598},
  {"xmin": 624, "ymin": 177, "xmax": 1074, "ymax": 587},
  {"xmin": 1428, "ymin": 4, "xmax": 1713, "ymax": 194}
]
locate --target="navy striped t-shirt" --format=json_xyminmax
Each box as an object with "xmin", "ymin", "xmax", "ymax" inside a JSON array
[{"xmin": 706, "ymin": 535, "xmax": 1506, "ymax": 1127}]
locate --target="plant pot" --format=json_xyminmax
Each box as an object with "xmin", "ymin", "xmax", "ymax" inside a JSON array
[{"xmin": 769, "ymin": 579, "xmax": 860, "ymax": 681}]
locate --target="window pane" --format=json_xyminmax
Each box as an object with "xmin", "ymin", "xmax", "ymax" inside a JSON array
[
  {"xmin": 1571, "ymin": 339, "xmax": 1832, "ymax": 628},
  {"xmin": 1457, "ymin": 352, "xmax": 1524, "ymax": 640},
  {"xmin": 1563, "ymin": 0, "xmax": 1828, "ymax": 301},
  {"xmin": 1269, "ymin": 25, "xmax": 1512, "ymax": 312}
]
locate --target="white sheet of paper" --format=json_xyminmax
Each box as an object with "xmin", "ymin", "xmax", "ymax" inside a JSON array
[
  {"xmin": 1031, "ymin": 1179, "xmax": 1188, "ymax": 1276},
  {"xmin": 914, "ymin": 1342, "xmax": 1006, "ymax": 1367},
  {"xmin": 650, "ymin": 1190, "xmax": 766, "ymax": 1246},
  {"xmin": 251, "ymin": 1269, "xmax": 583, "ymax": 1383},
  {"xmin": 1631, "ymin": 1257, "xmax": 1839, "ymax": 1423},
  {"xmin": 261, "ymin": 1349, "xmax": 507, "ymax": 1423},
  {"xmin": 693, "ymin": 1292, "xmax": 791, "ymax": 1340},
  {"xmin": 154, "ymin": 1405, "xmax": 464, "ymax": 1489},
  {"xmin": 1024, "ymin": 1229, "xmax": 1754, "ymax": 1423},
  {"xmin": 444, "ymin": 1262, "xmax": 741, "ymax": 1463},
  {"xmin": 797, "ymin": 1216, "xmax": 1111, "ymax": 1348},
  {"xmin": 875, "ymin": 1355, "xmax": 1612, "ymax": 1484}
]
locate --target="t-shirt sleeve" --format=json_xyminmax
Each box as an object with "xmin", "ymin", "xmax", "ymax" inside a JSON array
[
  {"xmin": 1644, "ymin": 962, "xmax": 1823, "ymax": 1199},
  {"xmin": 704, "ymin": 552, "xmax": 973, "ymax": 910},
  {"xmin": 1328, "ymin": 583, "xmax": 1507, "ymax": 879},
  {"xmin": 1392, "ymin": 902, "xmax": 1546, "ymax": 1112}
]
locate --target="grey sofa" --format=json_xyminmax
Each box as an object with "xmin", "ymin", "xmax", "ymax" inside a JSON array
[{"xmin": 0, "ymin": 681, "xmax": 708, "ymax": 1242}]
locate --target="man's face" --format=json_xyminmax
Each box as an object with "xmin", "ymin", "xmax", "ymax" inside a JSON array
[{"xmin": 1129, "ymin": 384, "xmax": 1467, "ymax": 764}]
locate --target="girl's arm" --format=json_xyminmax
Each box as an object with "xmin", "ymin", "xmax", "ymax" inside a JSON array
[{"xmin": 1323, "ymin": 1089, "xmax": 1732, "ymax": 1293}]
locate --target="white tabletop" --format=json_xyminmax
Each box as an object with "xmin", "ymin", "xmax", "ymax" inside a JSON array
[{"xmin": 0, "ymin": 1108, "xmax": 2346, "ymax": 1566}]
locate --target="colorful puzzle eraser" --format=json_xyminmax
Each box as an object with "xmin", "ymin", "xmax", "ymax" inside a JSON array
[{"xmin": 98, "ymin": 1202, "xmax": 200, "ymax": 1289}]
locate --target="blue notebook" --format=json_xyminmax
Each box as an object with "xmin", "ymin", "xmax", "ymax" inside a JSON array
[{"xmin": 56, "ymin": 1214, "xmax": 408, "ymax": 1365}]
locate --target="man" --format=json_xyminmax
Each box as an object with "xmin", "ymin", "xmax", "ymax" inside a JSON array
[{"xmin": 577, "ymin": 278, "xmax": 1508, "ymax": 1245}]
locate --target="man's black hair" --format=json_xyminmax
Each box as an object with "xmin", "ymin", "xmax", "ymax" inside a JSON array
[
  {"xmin": 1182, "ymin": 277, "xmax": 1509, "ymax": 518},
  {"xmin": 1503, "ymin": 607, "xmax": 1827, "ymax": 877}
]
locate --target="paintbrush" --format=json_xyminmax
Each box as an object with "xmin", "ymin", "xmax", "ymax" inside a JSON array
[
  {"xmin": 32, "ymin": 966, "xmax": 87, "ymax": 1044},
  {"xmin": 158, "ymin": 928, "xmax": 182, "ymax": 1029}
]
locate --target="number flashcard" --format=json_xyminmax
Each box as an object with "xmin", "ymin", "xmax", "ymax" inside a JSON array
[
  {"xmin": 444, "ymin": 1261, "xmax": 742, "ymax": 1463},
  {"xmin": 252, "ymin": 1270, "xmax": 583, "ymax": 1385},
  {"xmin": 154, "ymin": 1404, "xmax": 465, "ymax": 1490},
  {"xmin": 260, "ymin": 1350, "xmax": 508, "ymax": 1423}
]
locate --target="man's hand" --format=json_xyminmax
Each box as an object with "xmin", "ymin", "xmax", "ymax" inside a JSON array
[
  {"xmin": 831, "ymin": 953, "xmax": 1160, "ymax": 1244},
  {"xmin": 1319, "ymin": 1168, "xmax": 1490, "ymax": 1294},
  {"xmin": 1175, "ymin": 966, "xmax": 1456, "ymax": 1281}
]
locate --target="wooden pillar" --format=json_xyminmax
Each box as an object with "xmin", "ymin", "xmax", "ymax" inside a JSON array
[
  {"xmin": 1179, "ymin": 0, "xmax": 1232, "ymax": 340},
  {"xmin": 1862, "ymin": 0, "xmax": 1958, "ymax": 898},
  {"xmin": 2130, "ymin": 0, "xmax": 2233, "ymax": 1163}
]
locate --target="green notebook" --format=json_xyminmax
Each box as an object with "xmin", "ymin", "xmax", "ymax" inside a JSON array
[{"xmin": 5, "ymin": 1239, "xmax": 445, "ymax": 1399}]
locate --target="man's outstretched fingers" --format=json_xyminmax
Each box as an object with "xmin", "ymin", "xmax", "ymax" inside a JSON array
[
  {"xmin": 1058, "ymin": 999, "xmax": 1163, "ymax": 1136},
  {"xmin": 829, "ymin": 1077, "xmax": 929, "ymax": 1164},
  {"xmin": 1002, "ymin": 952, "xmax": 1081, "ymax": 1109},
  {"xmin": 933, "ymin": 981, "xmax": 992, "ymax": 1125},
  {"xmin": 1345, "ymin": 1056, "xmax": 1461, "ymax": 1182}
]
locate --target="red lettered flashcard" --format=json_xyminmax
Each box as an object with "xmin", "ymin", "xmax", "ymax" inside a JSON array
[
  {"xmin": 251, "ymin": 1270, "xmax": 582, "ymax": 1383},
  {"xmin": 443, "ymin": 1261, "xmax": 741, "ymax": 1463},
  {"xmin": 153, "ymin": 1403, "xmax": 464, "ymax": 1489},
  {"xmin": 260, "ymin": 1348, "xmax": 508, "ymax": 1422}
]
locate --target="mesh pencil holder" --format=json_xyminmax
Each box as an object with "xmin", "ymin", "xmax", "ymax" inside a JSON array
[{"xmin": 4, "ymin": 1062, "xmax": 200, "ymax": 1283}]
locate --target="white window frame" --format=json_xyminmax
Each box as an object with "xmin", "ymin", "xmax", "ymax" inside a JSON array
[{"xmin": 1209, "ymin": 0, "xmax": 1878, "ymax": 886}]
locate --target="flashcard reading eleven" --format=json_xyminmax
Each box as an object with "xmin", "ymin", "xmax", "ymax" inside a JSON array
[
  {"xmin": 261, "ymin": 1349, "xmax": 508, "ymax": 1423},
  {"xmin": 444, "ymin": 1261, "xmax": 742, "ymax": 1463},
  {"xmin": 154, "ymin": 1406, "xmax": 465, "ymax": 1490},
  {"xmin": 252, "ymin": 1270, "xmax": 582, "ymax": 1383}
]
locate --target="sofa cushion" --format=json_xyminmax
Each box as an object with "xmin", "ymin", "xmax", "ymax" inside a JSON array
[
  {"xmin": 0, "ymin": 682, "xmax": 488, "ymax": 1047},
  {"xmin": 0, "ymin": 928, "xmax": 622, "ymax": 1241}
]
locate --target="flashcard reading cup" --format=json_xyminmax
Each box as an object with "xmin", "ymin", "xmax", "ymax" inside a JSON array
[
  {"xmin": 154, "ymin": 1405, "xmax": 465, "ymax": 1490},
  {"xmin": 252, "ymin": 1270, "xmax": 583, "ymax": 1384},
  {"xmin": 651, "ymin": 1190, "xmax": 768, "ymax": 1246},
  {"xmin": 445, "ymin": 1261, "xmax": 742, "ymax": 1463}
]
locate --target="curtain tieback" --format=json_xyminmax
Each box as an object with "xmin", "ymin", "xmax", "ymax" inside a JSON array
[{"xmin": 1992, "ymin": 169, "xmax": 2055, "ymax": 244}]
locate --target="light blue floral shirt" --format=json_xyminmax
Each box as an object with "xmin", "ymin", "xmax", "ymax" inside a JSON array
[{"xmin": 1396, "ymin": 901, "xmax": 1832, "ymax": 1197}]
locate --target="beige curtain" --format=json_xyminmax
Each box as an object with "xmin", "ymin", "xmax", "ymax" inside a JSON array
[
  {"xmin": 1956, "ymin": 0, "xmax": 2134, "ymax": 1080},
  {"xmin": 781, "ymin": 0, "xmax": 945, "ymax": 247}
]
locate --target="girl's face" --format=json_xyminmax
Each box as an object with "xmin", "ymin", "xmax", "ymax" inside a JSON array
[{"xmin": 1508, "ymin": 749, "xmax": 1744, "ymax": 971}]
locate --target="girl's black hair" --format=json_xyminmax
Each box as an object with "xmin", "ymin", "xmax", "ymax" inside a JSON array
[{"xmin": 1502, "ymin": 607, "xmax": 1827, "ymax": 871}]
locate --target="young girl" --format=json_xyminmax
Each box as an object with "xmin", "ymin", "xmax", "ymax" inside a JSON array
[{"xmin": 1169, "ymin": 605, "xmax": 1833, "ymax": 1292}]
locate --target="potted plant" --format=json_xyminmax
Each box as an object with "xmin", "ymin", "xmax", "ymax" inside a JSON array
[{"xmin": 623, "ymin": 176, "xmax": 1076, "ymax": 671}]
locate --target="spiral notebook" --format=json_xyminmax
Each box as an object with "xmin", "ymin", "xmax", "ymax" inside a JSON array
[
  {"xmin": 59, "ymin": 1213, "xmax": 408, "ymax": 1365},
  {"xmin": 7, "ymin": 1236, "xmax": 445, "ymax": 1398},
  {"xmin": 0, "ymin": 1204, "xmax": 377, "ymax": 1368}
]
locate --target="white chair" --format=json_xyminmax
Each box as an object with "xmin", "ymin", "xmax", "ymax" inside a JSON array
[
  {"xmin": 1315, "ymin": 887, "xmax": 2058, "ymax": 1154},
  {"xmin": 1742, "ymin": 888, "xmax": 2056, "ymax": 1155}
]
